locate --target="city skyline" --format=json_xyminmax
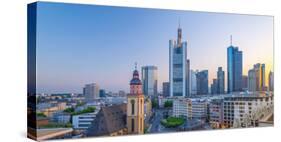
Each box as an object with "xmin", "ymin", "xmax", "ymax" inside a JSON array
[{"xmin": 36, "ymin": 2, "xmax": 273, "ymax": 93}]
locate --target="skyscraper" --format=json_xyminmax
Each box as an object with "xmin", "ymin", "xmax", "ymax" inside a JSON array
[
  {"xmin": 261, "ymin": 64, "xmax": 265, "ymax": 88},
  {"xmin": 83, "ymin": 83, "xmax": 100, "ymax": 102},
  {"xmin": 141, "ymin": 66, "xmax": 158, "ymax": 96},
  {"xmin": 196, "ymin": 70, "xmax": 208, "ymax": 95},
  {"xmin": 248, "ymin": 69, "xmax": 257, "ymax": 92},
  {"xmin": 169, "ymin": 22, "xmax": 188, "ymax": 97},
  {"xmin": 162, "ymin": 82, "xmax": 170, "ymax": 97},
  {"xmin": 217, "ymin": 67, "xmax": 225, "ymax": 94},
  {"xmin": 211, "ymin": 79, "xmax": 218, "ymax": 94},
  {"xmin": 242, "ymin": 75, "xmax": 248, "ymax": 91},
  {"xmin": 99, "ymin": 89, "xmax": 106, "ymax": 98},
  {"xmin": 186, "ymin": 59, "xmax": 190, "ymax": 97},
  {"xmin": 268, "ymin": 71, "xmax": 274, "ymax": 91},
  {"xmin": 227, "ymin": 36, "xmax": 243, "ymax": 93},
  {"xmin": 127, "ymin": 64, "xmax": 144, "ymax": 134},
  {"xmin": 190, "ymin": 70, "xmax": 197, "ymax": 95},
  {"xmin": 253, "ymin": 63, "xmax": 266, "ymax": 91}
]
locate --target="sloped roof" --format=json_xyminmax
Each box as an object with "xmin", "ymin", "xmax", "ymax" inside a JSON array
[{"xmin": 85, "ymin": 103, "xmax": 127, "ymax": 136}]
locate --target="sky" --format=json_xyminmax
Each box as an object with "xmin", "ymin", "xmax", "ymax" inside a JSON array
[{"xmin": 35, "ymin": 2, "xmax": 274, "ymax": 94}]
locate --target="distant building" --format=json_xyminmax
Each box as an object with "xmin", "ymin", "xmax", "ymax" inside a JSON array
[
  {"xmin": 52, "ymin": 112, "xmax": 71, "ymax": 124},
  {"xmin": 99, "ymin": 89, "xmax": 106, "ymax": 98},
  {"xmin": 217, "ymin": 67, "xmax": 225, "ymax": 94},
  {"xmin": 227, "ymin": 36, "xmax": 243, "ymax": 92},
  {"xmin": 169, "ymin": 23, "xmax": 188, "ymax": 97},
  {"xmin": 253, "ymin": 63, "xmax": 266, "ymax": 91},
  {"xmin": 190, "ymin": 70, "xmax": 197, "ymax": 95},
  {"xmin": 248, "ymin": 63, "xmax": 266, "ymax": 92},
  {"xmin": 162, "ymin": 82, "xmax": 170, "ymax": 97},
  {"xmin": 248, "ymin": 69, "xmax": 257, "ymax": 92},
  {"xmin": 196, "ymin": 70, "xmax": 208, "ymax": 95},
  {"xmin": 242, "ymin": 75, "xmax": 248, "ymax": 91},
  {"xmin": 83, "ymin": 83, "xmax": 100, "ymax": 102},
  {"xmin": 268, "ymin": 71, "xmax": 274, "ymax": 91},
  {"xmin": 118, "ymin": 90, "xmax": 126, "ymax": 97},
  {"xmin": 211, "ymin": 79, "xmax": 218, "ymax": 94},
  {"xmin": 186, "ymin": 59, "xmax": 190, "ymax": 97},
  {"xmin": 141, "ymin": 66, "xmax": 158, "ymax": 96}
]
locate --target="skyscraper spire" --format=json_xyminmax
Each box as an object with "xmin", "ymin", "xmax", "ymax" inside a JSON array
[
  {"xmin": 134, "ymin": 62, "xmax": 137, "ymax": 70},
  {"xmin": 178, "ymin": 17, "xmax": 181, "ymax": 28},
  {"xmin": 230, "ymin": 35, "xmax": 232, "ymax": 46},
  {"xmin": 177, "ymin": 18, "xmax": 182, "ymax": 46}
]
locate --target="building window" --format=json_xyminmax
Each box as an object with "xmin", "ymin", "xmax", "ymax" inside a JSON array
[
  {"xmin": 131, "ymin": 100, "xmax": 135, "ymax": 115},
  {"xmin": 131, "ymin": 118, "xmax": 134, "ymax": 132},
  {"xmin": 140, "ymin": 99, "xmax": 143, "ymax": 114}
]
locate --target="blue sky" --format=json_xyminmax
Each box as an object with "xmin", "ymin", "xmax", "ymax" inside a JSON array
[{"xmin": 35, "ymin": 2, "xmax": 273, "ymax": 94}]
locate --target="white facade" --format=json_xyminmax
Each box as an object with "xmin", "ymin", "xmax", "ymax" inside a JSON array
[
  {"xmin": 72, "ymin": 112, "xmax": 98, "ymax": 129},
  {"xmin": 173, "ymin": 98, "xmax": 189, "ymax": 117},
  {"xmin": 173, "ymin": 98, "xmax": 207, "ymax": 119},
  {"xmin": 83, "ymin": 83, "xmax": 100, "ymax": 102},
  {"xmin": 223, "ymin": 95, "xmax": 273, "ymax": 128}
]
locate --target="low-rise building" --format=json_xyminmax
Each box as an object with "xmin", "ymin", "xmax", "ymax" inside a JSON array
[
  {"xmin": 222, "ymin": 94, "xmax": 273, "ymax": 128},
  {"xmin": 52, "ymin": 112, "xmax": 71, "ymax": 124},
  {"xmin": 173, "ymin": 98, "xmax": 207, "ymax": 120},
  {"xmin": 72, "ymin": 111, "xmax": 98, "ymax": 130},
  {"xmin": 209, "ymin": 99, "xmax": 224, "ymax": 128},
  {"xmin": 86, "ymin": 104, "xmax": 127, "ymax": 137}
]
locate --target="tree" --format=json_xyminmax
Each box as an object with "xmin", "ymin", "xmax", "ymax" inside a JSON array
[
  {"xmin": 72, "ymin": 106, "xmax": 96, "ymax": 115},
  {"xmin": 36, "ymin": 112, "xmax": 46, "ymax": 117},
  {"xmin": 63, "ymin": 107, "xmax": 75, "ymax": 113},
  {"xmin": 164, "ymin": 100, "xmax": 173, "ymax": 108},
  {"xmin": 152, "ymin": 99, "xmax": 158, "ymax": 109}
]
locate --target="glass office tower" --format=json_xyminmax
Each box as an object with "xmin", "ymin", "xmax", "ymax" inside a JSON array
[{"xmin": 169, "ymin": 24, "xmax": 188, "ymax": 97}]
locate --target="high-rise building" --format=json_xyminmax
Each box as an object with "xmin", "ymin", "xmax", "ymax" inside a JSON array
[
  {"xmin": 186, "ymin": 59, "xmax": 190, "ymax": 97},
  {"xmin": 211, "ymin": 79, "xmax": 218, "ymax": 94},
  {"xmin": 253, "ymin": 63, "xmax": 266, "ymax": 91},
  {"xmin": 99, "ymin": 89, "xmax": 106, "ymax": 98},
  {"xmin": 141, "ymin": 66, "xmax": 158, "ymax": 96},
  {"xmin": 190, "ymin": 70, "xmax": 197, "ymax": 95},
  {"xmin": 227, "ymin": 36, "xmax": 243, "ymax": 93},
  {"xmin": 247, "ymin": 63, "xmax": 266, "ymax": 92},
  {"xmin": 217, "ymin": 67, "xmax": 225, "ymax": 94},
  {"xmin": 127, "ymin": 64, "xmax": 144, "ymax": 134},
  {"xmin": 196, "ymin": 70, "xmax": 208, "ymax": 95},
  {"xmin": 269, "ymin": 71, "xmax": 274, "ymax": 91},
  {"xmin": 242, "ymin": 75, "xmax": 248, "ymax": 91},
  {"xmin": 248, "ymin": 69, "xmax": 257, "ymax": 92},
  {"xmin": 169, "ymin": 23, "xmax": 188, "ymax": 97},
  {"xmin": 162, "ymin": 82, "xmax": 170, "ymax": 97},
  {"xmin": 261, "ymin": 64, "xmax": 265, "ymax": 88},
  {"xmin": 83, "ymin": 83, "xmax": 100, "ymax": 102}
]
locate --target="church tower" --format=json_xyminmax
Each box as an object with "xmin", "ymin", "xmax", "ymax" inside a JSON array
[{"xmin": 127, "ymin": 63, "xmax": 144, "ymax": 134}]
